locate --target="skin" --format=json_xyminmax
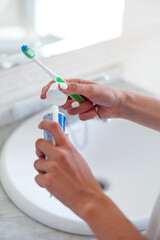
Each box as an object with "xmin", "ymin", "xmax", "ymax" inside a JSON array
[{"xmin": 34, "ymin": 78, "xmax": 160, "ymax": 239}]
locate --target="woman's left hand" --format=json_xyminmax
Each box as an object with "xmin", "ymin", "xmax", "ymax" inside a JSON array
[{"xmin": 34, "ymin": 120, "xmax": 103, "ymax": 219}]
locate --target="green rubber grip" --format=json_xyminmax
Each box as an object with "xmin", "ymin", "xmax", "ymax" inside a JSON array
[
  {"xmin": 56, "ymin": 77, "xmax": 66, "ymax": 83},
  {"xmin": 56, "ymin": 77, "xmax": 85, "ymax": 103}
]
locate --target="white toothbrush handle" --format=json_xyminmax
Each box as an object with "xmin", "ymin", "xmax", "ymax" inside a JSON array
[{"xmin": 33, "ymin": 56, "xmax": 58, "ymax": 80}]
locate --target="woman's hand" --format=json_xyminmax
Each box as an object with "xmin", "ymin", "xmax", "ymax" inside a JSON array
[
  {"xmin": 41, "ymin": 78, "xmax": 160, "ymax": 130},
  {"xmin": 34, "ymin": 119, "xmax": 103, "ymax": 219},
  {"xmin": 41, "ymin": 79, "xmax": 124, "ymax": 121}
]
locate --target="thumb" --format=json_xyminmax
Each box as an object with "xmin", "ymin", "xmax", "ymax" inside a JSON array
[{"xmin": 38, "ymin": 120, "xmax": 67, "ymax": 146}]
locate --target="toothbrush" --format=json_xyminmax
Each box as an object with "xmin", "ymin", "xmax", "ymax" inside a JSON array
[{"xmin": 21, "ymin": 45, "xmax": 85, "ymax": 103}]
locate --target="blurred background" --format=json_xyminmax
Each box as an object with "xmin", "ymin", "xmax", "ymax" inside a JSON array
[
  {"xmin": 0, "ymin": 0, "xmax": 125, "ymax": 70},
  {"xmin": 1, "ymin": 0, "xmax": 160, "ymax": 124}
]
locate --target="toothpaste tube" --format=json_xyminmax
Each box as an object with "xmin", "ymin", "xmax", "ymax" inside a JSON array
[{"xmin": 43, "ymin": 106, "xmax": 66, "ymax": 144}]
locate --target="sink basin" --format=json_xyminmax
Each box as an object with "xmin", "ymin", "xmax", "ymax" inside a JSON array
[{"xmin": 1, "ymin": 109, "xmax": 160, "ymax": 235}]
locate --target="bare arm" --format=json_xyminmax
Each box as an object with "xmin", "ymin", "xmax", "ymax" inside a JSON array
[
  {"xmin": 120, "ymin": 90, "xmax": 160, "ymax": 131},
  {"xmin": 83, "ymin": 194, "xmax": 146, "ymax": 240}
]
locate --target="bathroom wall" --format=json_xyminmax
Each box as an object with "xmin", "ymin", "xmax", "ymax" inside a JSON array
[
  {"xmin": 123, "ymin": 26, "xmax": 160, "ymax": 96},
  {"xmin": 123, "ymin": 0, "xmax": 160, "ymax": 34},
  {"xmin": 0, "ymin": 0, "xmax": 21, "ymax": 27},
  {"xmin": 122, "ymin": 0, "xmax": 160, "ymax": 95},
  {"xmin": 1, "ymin": 0, "xmax": 160, "ymax": 129}
]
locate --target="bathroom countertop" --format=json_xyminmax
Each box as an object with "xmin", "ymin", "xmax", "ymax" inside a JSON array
[
  {"xmin": 0, "ymin": 186, "xmax": 95, "ymax": 240},
  {"xmin": 0, "ymin": 80, "xmax": 157, "ymax": 240}
]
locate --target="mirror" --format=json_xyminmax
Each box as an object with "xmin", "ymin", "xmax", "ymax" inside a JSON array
[{"xmin": 0, "ymin": 0, "xmax": 125, "ymax": 71}]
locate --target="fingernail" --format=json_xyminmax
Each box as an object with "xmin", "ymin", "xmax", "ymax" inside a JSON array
[
  {"xmin": 95, "ymin": 106, "xmax": 98, "ymax": 112},
  {"xmin": 59, "ymin": 83, "xmax": 68, "ymax": 90},
  {"xmin": 71, "ymin": 102, "xmax": 80, "ymax": 108}
]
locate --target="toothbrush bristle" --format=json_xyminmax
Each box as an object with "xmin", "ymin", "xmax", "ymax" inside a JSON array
[
  {"xmin": 21, "ymin": 45, "xmax": 28, "ymax": 52},
  {"xmin": 21, "ymin": 45, "xmax": 36, "ymax": 58}
]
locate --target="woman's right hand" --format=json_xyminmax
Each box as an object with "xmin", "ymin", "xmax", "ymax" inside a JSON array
[{"xmin": 41, "ymin": 79, "xmax": 124, "ymax": 121}]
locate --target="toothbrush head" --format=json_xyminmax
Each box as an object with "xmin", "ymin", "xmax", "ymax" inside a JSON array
[{"xmin": 21, "ymin": 45, "xmax": 36, "ymax": 58}]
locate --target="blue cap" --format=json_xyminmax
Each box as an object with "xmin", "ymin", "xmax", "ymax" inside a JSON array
[{"xmin": 21, "ymin": 45, "xmax": 28, "ymax": 52}]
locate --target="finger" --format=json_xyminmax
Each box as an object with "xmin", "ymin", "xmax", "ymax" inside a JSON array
[
  {"xmin": 65, "ymin": 79, "xmax": 96, "ymax": 85},
  {"xmin": 62, "ymin": 98, "xmax": 92, "ymax": 110},
  {"xmin": 35, "ymin": 138, "xmax": 56, "ymax": 158},
  {"xmin": 35, "ymin": 173, "xmax": 49, "ymax": 188},
  {"xmin": 38, "ymin": 120, "xmax": 68, "ymax": 146},
  {"xmin": 79, "ymin": 107, "xmax": 97, "ymax": 121},
  {"xmin": 34, "ymin": 158, "xmax": 50, "ymax": 173},
  {"xmin": 61, "ymin": 99, "xmax": 76, "ymax": 110},
  {"xmin": 35, "ymin": 147, "xmax": 45, "ymax": 159},
  {"xmin": 67, "ymin": 101, "xmax": 94, "ymax": 116},
  {"xmin": 41, "ymin": 80, "xmax": 55, "ymax": 99},
  {"xmin": 59, "ymin": 82, "xmax": 101, "ymax": 103},
  {"xmin": 34, "ymin": 158, "xmax": 46, "ymax": 174}
]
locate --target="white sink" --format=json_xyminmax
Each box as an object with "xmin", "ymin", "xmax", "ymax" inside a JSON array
[{"xmin": 1, "ymin": 109, "xmax": 160, "ymax": 235}]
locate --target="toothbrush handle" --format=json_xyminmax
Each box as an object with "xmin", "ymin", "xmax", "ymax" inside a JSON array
[{"xmin": 33, "ymin": 57, "xmax": 58, "ymax": 80}]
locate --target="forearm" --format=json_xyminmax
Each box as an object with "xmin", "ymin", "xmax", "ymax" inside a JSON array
[
  {"xmin": 82, "ymin": 194, "xmax": 146, "ymax": 240},
  {"xmin": 120, "ymin": 90, "xmax": 160, "ymax": 131}
]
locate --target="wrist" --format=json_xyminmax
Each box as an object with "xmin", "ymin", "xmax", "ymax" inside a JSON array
[
  {"xmin": 71, "ymin": 189, "xmax": 105, "ymax": 220},
  {"xmin": 118, "ymin": 90, "xmax": 130, "ymax": 119},
  {"xmin": 79, "ymin": 191, "xmax": 109, "ymax": 222},
  {"xmin": 118, "ymin": 90, "xmax": 141, "ymax": 120}
]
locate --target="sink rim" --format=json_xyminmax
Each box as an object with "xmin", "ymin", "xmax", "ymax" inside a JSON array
[{"xmin": 1, "ymin": 110, "xmax": 159, "ymax": 234}]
